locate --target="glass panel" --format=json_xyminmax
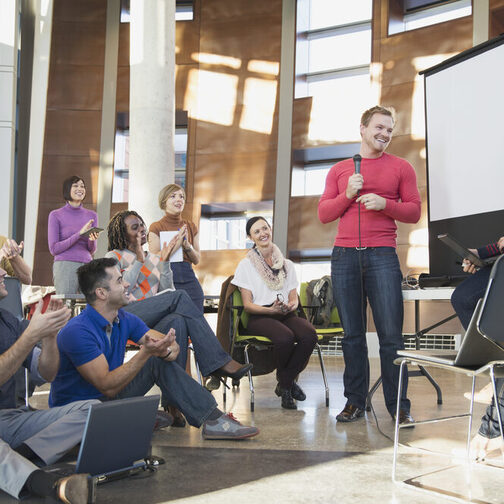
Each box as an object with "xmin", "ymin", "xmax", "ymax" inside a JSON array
[
  {"xmin": 200, "ymin": 213, "xmax": 273, "ymax": 250},
  {"xmin": 308, "ymin": 28, "xmax": 371, "ymax": 73},
  {"xmin": 307, "ymin": 72, "xmax": 375, "ymax": 144},
  {"xmin": 309, "ymin": 0, "xmax": 372, "ymax": 30},
  {"xmin": 305, "ymin": 165, "xmax": 332, "ymax": 196},
  {"xmin": 404, "ymin": 2, "xmax": 471, "ymax": 31},
  {"xmin": 112, "ymin": 131, "xmax": 129, "ymax": 203}
]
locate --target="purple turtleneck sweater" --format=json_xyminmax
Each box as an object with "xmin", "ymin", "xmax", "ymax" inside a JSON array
[{"xmin": 48, "ymin": 203, "xmax": 98, "ymax": 263}]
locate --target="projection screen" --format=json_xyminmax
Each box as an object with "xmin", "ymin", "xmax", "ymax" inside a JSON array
[{"xmin": 423, "ymin": 34, "xmax": 504, "ymax": 277}]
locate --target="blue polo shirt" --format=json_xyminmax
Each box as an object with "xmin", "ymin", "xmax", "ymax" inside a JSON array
[{"xmin": 49, "ymin": 305, "xmax": 148, "ymax": 407}]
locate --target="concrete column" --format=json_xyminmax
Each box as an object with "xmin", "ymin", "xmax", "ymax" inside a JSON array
[
  {"xmin": 473, "ymin": 0, "xmax": 489, "ymax": 46},
  {"xmin": 23, "ymin": 0, "xmax": 53, "ymax": 269},
  {"xmin": 129, "ymin": 0, "xmax": 176, "ymax": 227},
  {"xmin": 0, "ymin": 0, "xmax": 19, "ymax": 237},
  {"xmin": 95, "ymin": 0, "xmax": 120, "ymax": 258},
  {"xmin": 273, "ymin": 0, "xmax": 296, "ymax": 255}
]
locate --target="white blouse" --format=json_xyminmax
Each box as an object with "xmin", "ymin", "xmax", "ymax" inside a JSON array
[{"xmin": 232, "ymin": 256, "xmax": 298, "ymax": 306}]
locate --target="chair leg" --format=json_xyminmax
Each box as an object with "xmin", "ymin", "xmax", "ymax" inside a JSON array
[
  {"xmin": 392, "ymin": 359, "xmax": 407, "ymax": 482},
  {"xmin": 418, "ymin": 365, "xmax": 443, "ymax": 404},
  {"xmin": 489, "ymin": 367, "xmax": 504, "ymax": 464},
  {"xmin": 24, "ymin": 368, "xmax": 29, "ymax": 408},
  {"xmin": 244, "ymin": 345, "xmax": 254, "ymax": 412},
  {"xmin": 315, "ymin": 343, "xmax": 329, "ymax": 407},
  {"xmin": 466, "ymin": 375, "xmax": 476, "ymax": 462},
  {"xmin": 366, "ymin": 376, "xmax": 382, "ymax": 411},
  {"xmin": 188, "ymin": 343, "xmax": 202, "ymax": 385}
]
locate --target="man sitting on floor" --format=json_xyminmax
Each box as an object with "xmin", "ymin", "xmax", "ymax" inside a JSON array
[
  {"xmin": 0, "ymin": 266, "xmax": 97, "ymax": 503},
  {"xmin": 49, "ymin": 257, "xmax": 259, "ymax": 440}
]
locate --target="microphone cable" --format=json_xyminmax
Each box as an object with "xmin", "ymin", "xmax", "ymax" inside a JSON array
[{"xmin": 353, "ymin": 154, "xmax": 393, "ymax": 442}]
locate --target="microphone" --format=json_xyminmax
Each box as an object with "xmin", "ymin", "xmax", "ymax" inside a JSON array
[{"xmin": 353, "ymin": 154, "xmax": 362, "ymax": 174}]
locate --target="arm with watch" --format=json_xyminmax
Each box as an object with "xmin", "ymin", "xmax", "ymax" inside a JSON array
[{"xmin": 181, "ymin": 226, "xmax": 201, "ymax": 265}]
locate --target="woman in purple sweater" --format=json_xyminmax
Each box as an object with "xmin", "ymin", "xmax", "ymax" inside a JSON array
[{"xmin": 48, "ymin": 175, "xmax": 100, "ymax": 294}]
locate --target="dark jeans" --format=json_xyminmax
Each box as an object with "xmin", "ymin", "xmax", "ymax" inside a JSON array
[
  {"xmin": 479, "ymin": 378, "xmax": 504, "ymax": 439},
  {"xmin": 123, "ymin": 289, "xmax": 231, "ymax": 376},
  {"xmin": 451, "ymin": 266, "xmax": 491, "ymax": 330},
  {"xmin": 115, "ymin": 356, "xmax": 217, "ymax": 427},
  {"xmin": 331, "ymin": 246, "xmax": 410, "ymax": 415},
  {"xmin": 246, "ymin": 312, "xmax": 317, "ymax": 389}
]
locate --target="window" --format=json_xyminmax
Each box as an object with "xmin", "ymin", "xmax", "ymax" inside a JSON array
[
  {"xmin": 120, "ymin": 0, "xmax": 194, "ymax": 23},
  {"xmin": 112, "ymin": 113, "xmax": 188, "ymax": 203},
  {"xmin": 389, "ymin": 0, "xmax": 472, "ymax": 35},
  {"xmin": 199, "ymin": 203, "xmax": 273, "ymax": 251},
  {"xmin": 292, "ymin": 163, "xmax": 332, "ymax": 196},
  {"xmin": 295, "ymin": 1, "xmax": 375, "ymax": 146},
  {"xmin": 296, "ymin": 0, "xmax": 372, "ymax": 100}
]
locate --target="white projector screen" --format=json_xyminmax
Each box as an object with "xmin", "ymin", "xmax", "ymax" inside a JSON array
[{"xmin": 423, "ymin": 35, "xmax": 504, "ymax": 277}]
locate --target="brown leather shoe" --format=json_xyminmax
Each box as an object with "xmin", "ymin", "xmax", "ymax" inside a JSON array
[
  {"xmin": 336, "ymin": 404, "xmax": 365, "ymax": 422},
  {"xmin": 395, "ymin": 410, "xmax": 415, "ymax": 428}
]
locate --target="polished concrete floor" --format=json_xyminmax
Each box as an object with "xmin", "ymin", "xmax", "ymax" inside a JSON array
[{"xmin": 2, "ymin": 356, "xmax": 503, "ymax": 504}]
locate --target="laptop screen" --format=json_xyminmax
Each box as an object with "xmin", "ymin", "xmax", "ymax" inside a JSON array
[{"xmin": 76, "ymin": 395, "xmax": 159, "ymax": 476}]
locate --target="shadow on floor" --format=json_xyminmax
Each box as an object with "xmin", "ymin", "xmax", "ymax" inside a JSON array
[{"xmin": 97, "ymin": 446, "xmax": 362, "ymax": 503}]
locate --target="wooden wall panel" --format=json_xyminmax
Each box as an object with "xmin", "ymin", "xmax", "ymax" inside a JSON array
[
  {"xmin": 288, "ymin": 196, "xmax": 335, "ymax": 251},
  {"xmin": 194, "ymin": 150, "xmax": 277, "ymax": 205},
  {"xmin": 34, "ymin": 0, "xmax": 106, "ymax": 285},
  {"xmin": 292, "ymin": 97, "xmax": 313, "ymax": 150},
  {"xmin": 490, "ymin": 0, "xmax": 504, "ymax": 37},
  {"xmin": 51, "ymin": 21, "xmax": 106, "ymax": 66}
]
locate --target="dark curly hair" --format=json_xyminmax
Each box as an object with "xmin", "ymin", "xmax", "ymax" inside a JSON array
[{"xmin": 107, "ymin": 210, "xmax": 145, "ymax": 251}]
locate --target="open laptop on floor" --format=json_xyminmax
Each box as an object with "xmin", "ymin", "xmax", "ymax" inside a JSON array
[
  {"xmin": 48, "ymin": 395, "xmax": 159, "ymax": 484},
  {"xmin": 398, "ymin": 299, "xmax": 504, "ymax": 367}
]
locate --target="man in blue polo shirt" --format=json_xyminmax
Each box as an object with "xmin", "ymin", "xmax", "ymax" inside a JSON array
[{"xmin": 49, "ymin": 257, "xmax": 259, "ymax": 440}]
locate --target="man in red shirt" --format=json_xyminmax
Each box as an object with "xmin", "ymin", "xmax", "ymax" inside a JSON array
[{"xmin": 318, "ymin": 106, "xmax": 421, "ymax": 424}]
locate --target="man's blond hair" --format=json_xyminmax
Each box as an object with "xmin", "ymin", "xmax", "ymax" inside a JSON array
[{"xmin": 360, "ymin": 105, "xmax": 396, "ymax": 127}]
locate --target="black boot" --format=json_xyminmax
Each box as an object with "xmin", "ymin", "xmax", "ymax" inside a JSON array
[{"xmin": 275, "ymin": 384, "xmax": 297, "ymax": 410}]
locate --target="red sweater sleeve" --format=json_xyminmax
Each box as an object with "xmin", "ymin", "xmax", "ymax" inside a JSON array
[
  {"xmin": 381, "ymin": 161, "xmax": 421, "ymax": 224},
  {"xmin": 318, "ymin": 160, "xmax": 353, "ymax": 224}
]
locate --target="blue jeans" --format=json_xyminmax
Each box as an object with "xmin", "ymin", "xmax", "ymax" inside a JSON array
[
  {"xmin": 171, "ymin": 261, "xmax": 205, "ymax": 313},
  {"xmin": 451, "ymin": 266, "xmax": 491, "ymax": 330},
  {"xmin": 115, "ymin": 356, "xmax": 217, "ymax": 427},
  {"xmin": 123, "ymin": 289, "xmax": 231, "ymax": 376},
  {"xmin": 331, "ymin": 247, "xmax": 410, "ymax": 414}
]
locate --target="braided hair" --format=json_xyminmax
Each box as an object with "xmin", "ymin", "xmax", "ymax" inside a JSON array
[{"xmin": 107, "ymin": 210, "xmax": 145, "ymax": 251}]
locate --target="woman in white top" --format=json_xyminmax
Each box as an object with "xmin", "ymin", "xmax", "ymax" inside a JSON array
[{"xmin": 232, "ymin": 217, "xmax": 317, "ymax": 410}]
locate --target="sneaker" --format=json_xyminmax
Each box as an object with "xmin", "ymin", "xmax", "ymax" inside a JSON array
[{"xmin": 202, "ymin": 413, "xmax": 259, "ymax": 440}]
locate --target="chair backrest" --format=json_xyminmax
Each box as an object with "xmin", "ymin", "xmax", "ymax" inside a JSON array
[
  {"xmin": 477, "ymin": 254, "xmax": 504, "ymax": 348},
  {"xmin": 231, "ymin": 288, "xmax": 249, "ymax": 330},
  {"xmin": 0, "ymin": 277, "xmax": 23, "ymax": 320}
]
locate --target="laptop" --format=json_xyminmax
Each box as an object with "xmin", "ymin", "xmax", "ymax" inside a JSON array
[
  {"xmin": 437, "ymin": 233, "xmax": 498, "ymax": 269},
  {"xmin": 398, "ymin": 299, "xmax": 504, "ymax": 367},
  {"xmin": 48, "ymin": 395, "xmax": 159, "ymax": 484}
]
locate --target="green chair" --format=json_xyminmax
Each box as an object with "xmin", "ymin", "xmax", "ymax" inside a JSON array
[
  {"xmin": 226, "ymin": 288, "xmax": 330, "ymax": 411},
  {"xmin": 299, "ymin": 281, "xmax": 344, "ymax": 345}
]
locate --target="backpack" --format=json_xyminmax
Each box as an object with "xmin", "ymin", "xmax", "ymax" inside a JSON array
[{"xmin": 306, "ymin": 275, "xmax": 334, "ymax": 327}]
